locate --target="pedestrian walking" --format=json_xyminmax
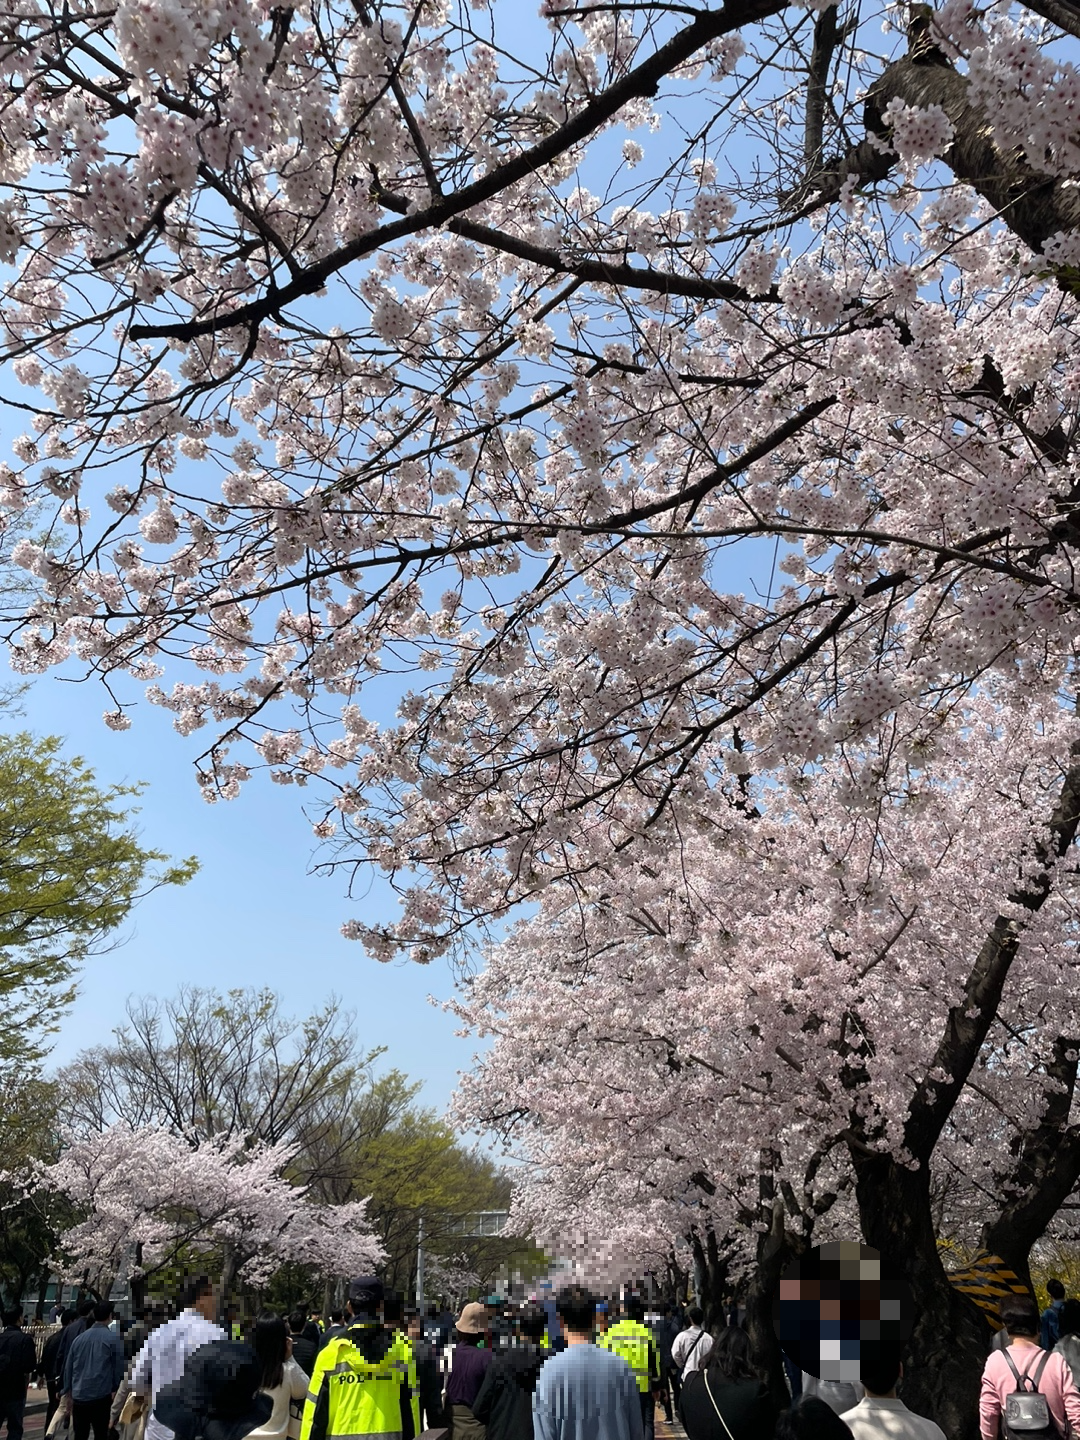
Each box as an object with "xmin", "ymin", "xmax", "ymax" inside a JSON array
[
  {"xmin": 839, "ymin": 1354, "xmax": 945, "ymax": 1440},
  {"xmin": 244, "ymin": 1313, "xmax": 309, "ymax": 1440},
  {"xmin": 42, "ymin": 1312, "xmax": 75, "ymax": 1433},
  {"xmin": 979, "ymin": 1294, "xmax": 1080, "ymax": 1440},
  {"xmin": 62, "ymin": 1302, "xmax": 126, "ymax": 1440},
  {"xmin": 1041, "ymin": 1281, "xmax": 1068, "ymax": 1351},
  {"xmin": 599, "ymin": 1298, "xmax": 660, "ymax": 1440},
  {"xmin": 532, "ymin": 1287, "xmax": 642, "ymax": 1440},
  {"xmin": 405, "ymin": 1314, "xmax": 445, "ymax": 1433},
  {"xmin": 154, "ymin": 1340, "xmax": 271, "ymax": 1440},
  {"xmin": 132, "ymin": 1275, "xmax": 226, "ymax": 1440},
  {"xmin": 671, "ymin": 1309, "xmax": 712, "ymax": 1383},
  {"xmin": 299, "ymin": 1278, "xmax": 417, "ymax": 1440},
  {"xmin": 0, "ymin": 1306, "xmax": 39, "ymax": 1440},
  {"xmin": 444, "ymin": 1303, "xmax": 493, "ymax": 1440},
  {"xmin": 678, "ymin": 1326, "xmax": 778, "ymax": 1440},
  {"xmin": 472, "ymin": 1306, "xmax": 548, "ymax": 1440},
  {"xmin": 1053, "ymin": 1297, "xmax": 1080, "ymax": 1390},
  {"xmin": 286, "ymin": 1319, "xmax": 316, "ymax": 1382}
]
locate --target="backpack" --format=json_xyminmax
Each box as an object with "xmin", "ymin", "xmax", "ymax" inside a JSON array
[{"xmin": 1001, "ymin": 1348, "xmax": 1061, "ymax": 1438}]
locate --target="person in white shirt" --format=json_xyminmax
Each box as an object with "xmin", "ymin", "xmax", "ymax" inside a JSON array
[
  {"xmin": 245, "ymin": 1314, "xmax": 309, "ymax": 1440},
  {"xmin": 131, "ymin": 1277, "xmax": 226, "ymax": 1440},
  {"xmin": 840, "ymin": 1355, "xmax": 946, "ymax": 1440},
  {"xmin": 670, "ymin": 1309, "xmax": 712, "ymax": 1378}
]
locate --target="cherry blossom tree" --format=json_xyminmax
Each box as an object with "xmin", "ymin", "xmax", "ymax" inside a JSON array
[
  {"xmin": 450, "ymin": 686, "xmax": 1080, "ymax": 1433},
  {"xmin": 10, "ymin": 1123, "xmax": 384, "ymax": 1303},
  {"xmin": 0, "ymin": 0, "xmax": 1079, "ymax": 959}
]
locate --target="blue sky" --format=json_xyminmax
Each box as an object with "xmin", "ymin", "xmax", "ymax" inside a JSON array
[{"xmin": 17, "ymin": 668, "xmax": 478, "ymax": 1108}]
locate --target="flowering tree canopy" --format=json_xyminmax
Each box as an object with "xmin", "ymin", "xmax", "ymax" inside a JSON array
[
  {"xmin": 12, "ymin": 1123, "xmax": 384, "ymax": 1295},
  {"xmin": 3, "ymin": 0, "xmax": 1080, "ymax": 963}
]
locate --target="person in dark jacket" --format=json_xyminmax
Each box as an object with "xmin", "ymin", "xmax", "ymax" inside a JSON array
[
  {"xmin": 471, "ymin": 1307, "xmax": 549, "ymax": 1440},
  {"xmin": 286, "ymin": 1317, "xmax": 317, "ymax": 1379},
  {"xmin": 55, "ymin": 1301, "xmax": 97, "ymax": 1398},
  {"xmin": 42, "ymin": 1311, "xmax": 76, "ymax": 1431},
  {"xmin": 775, "ymin": 1397, "xmax": 855, "ymax": 1440},
  {"xmin": 406, "ymin": 1313, "xmax": 446, "ymax": 1432},
  {"xmin": 678, "ymin": 1327, "xmax": 779, "ymax": 1440},
  {"xmin": 154, "ymin": 1340, "xmax": 272, "ymax": 1440},
  {"xmin": 0, "ymin": 1306, "xmax": 39, "ymax": 1440}
]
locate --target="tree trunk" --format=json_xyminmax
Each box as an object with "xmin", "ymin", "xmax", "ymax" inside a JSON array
[
  {"xmin": 852, "ymin": 1150, "xmax": 988, "ymax": 1440},
  {"xmin": 688, "ymin": 1225, "xmax": 728, "ymax": 1330},
  {"xmin": 34, "ymin": 1266, "xmax": 51, "ymax": 1321},
  {"xmin": 744, "ymin": 1198, "xmax": 802, "ymax": 1416},
  {"xmin": 130, "ymin": 1244, "xmax": 146, "ymax": 1313}
]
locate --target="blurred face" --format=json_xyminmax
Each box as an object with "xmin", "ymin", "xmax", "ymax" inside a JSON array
[{"xmin": 408, "ymin": 1317, "xmax": 423, "ymax": 1341}]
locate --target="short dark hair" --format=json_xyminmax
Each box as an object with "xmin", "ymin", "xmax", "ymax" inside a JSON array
[
  {"xmin": 623, "ymin": 1295, "xmax": 644, "ymax": 1322},
  {"xmin": 383, "ymin": 1290, "xmax": 404, "ymax": 1326},
  {"xmin": 181, "ymin": 1275, "xmax": 214, "ymax": 1309},
  {"xmin": 94, "ymin": 1301, "xmax": 114, "ymax": 1324},
  {"xmin": 1048, "ymin": 1279, "xmax": 1067, "ymax": 1301},
  {"xmin": 288, "ymin": 1310, "xmax": 306, "ymax": 1334},
  {"xmin": 687, "ymin": 1306, "xmax": 703, "ymax": 1326},
  {"xmin": 1, "ymin": 1307, "xmax": 22, "ymax": 1327},
  {"xmin": 60, "ymin": 1309, "xmax": 77, "ymax": 1326},
  {"xmin": 518, "ymin": 1306, "xmax": 548, "ymax": 1341},
  {"xmin": 1000, "ymin": 1295, "xmax": 1040, "ymax": 1337},
  {"xmin": 77, "ymin": 1299, "xmax": 96, "ymax": 1318},
  {"xmin": 555, "ymin": 1286, "xmax": 597, "ymax": 1334},
  {"xmin": 775, "ymin": 1395, "xmax": 859, "ymax": 1440},
  {"xmin": 860, "ymin": 1351, "xmax": 901, "ymax": 1395},
  {"xmin": 329, "ymin": 1310, "xmax": 344, "ymax": 1325}
]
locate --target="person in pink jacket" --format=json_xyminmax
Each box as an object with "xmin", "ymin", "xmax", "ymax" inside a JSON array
[{"xmin": 980, "ymin": 1294, "xmax": 1080, "ymax": 1439}]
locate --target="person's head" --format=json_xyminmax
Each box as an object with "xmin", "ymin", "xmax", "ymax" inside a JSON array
[
  {"xmin": 406, "ymin": 1313, "xmax": 424, "ymax": 1341},
  {"xmin": 774, "ymin": 1395, "xmax": 856, "ymax": 1440},
  {"xmin": 348, "ymin": 1278, "xmax": 384, "ymax": 1327},
  {"xmin": 687, "ymin": 1306, "xmax": 703, "ymax": 1328},
  {"xmin": 2, "ymin": 1306, "xmax": 22, "ymax": 1328},
  {"xmin": 555, "ymin": 1287, "xmax": 596, "ymax": 1337},
  {"xmin": 704, "ymin": 1325, "xmax": 758, "ymax": 1383},
  {"xmin": 518, "ymin": 1306, "xmax": 548, "ymax": 1343},
  {"xmin": 287, "ymin": 1310, "xmax": 306, "ymax": 1337},
  {"xmin": 94, "ymin": 1301, "xmax": 114, "ymax": 1325},
  {"xmin": 383, "ymin": 1291, "xmax": 404, "ymax": 1330},
  {"xmin": 1000, "ymin": 1294, "xmax": 1040, "ymax": 1339},
  {"xmin": 60, "ymin": 1309, "xmax": 76, "ymax": 1327},
  {"xmin": 623, "ymin": 1295, "xmax": 644, "ymax": 1323},
  {"xmin": 182, "ymin": 1276, "xmax": 217, "ymax": 1323},
  {"xmin": 1048, "ymin": 1279, "xmax": 1067, "ymax": 1302},
  {"xmin": 78, "ymin": 1299, "xmax": 96, "ymax": 1319},
  {"xmin": 1058, "ymin": 1299, "xmax": 1080, "ymax": 1340},
  {"xmin": 254, "ymin": 1313, "xmax": 288, "ymax": 1392},
  {"xmin": 860, "ymin": 1353, "xmax": 902, "ymax": 1398},
  {"xmin": 455, "ymin": 1302, "xmax": 489, "ymax": 1344}
]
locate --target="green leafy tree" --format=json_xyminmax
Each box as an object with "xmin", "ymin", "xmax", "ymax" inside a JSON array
[{"xmin": 0, "ymin": 732, "xmax": 197, "ymax": 1066}]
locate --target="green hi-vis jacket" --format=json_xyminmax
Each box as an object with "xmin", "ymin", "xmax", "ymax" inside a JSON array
[
  {"xmin": 300, "ymin": 1330, "xmax": 420, "ymax": 1440},
  {"xmin": 599, "ymin": 1320, "xmax": 659, "ymax": 1395}
]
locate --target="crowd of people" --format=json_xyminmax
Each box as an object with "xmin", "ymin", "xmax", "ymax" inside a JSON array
[{"xmin": 1, "ymin": 1274, "xmax": 1079, "ymax": 1440}]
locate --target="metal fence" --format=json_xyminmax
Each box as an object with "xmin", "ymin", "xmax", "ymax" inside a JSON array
[{"xmin": 24, "ymin": 1322, "xmax": 61, "ymax": 1367}]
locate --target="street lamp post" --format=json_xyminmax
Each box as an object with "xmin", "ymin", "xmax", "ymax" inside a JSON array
[{"xmin": 415, "ymin": 1215, "xmax": 425, "ymax": 1313}]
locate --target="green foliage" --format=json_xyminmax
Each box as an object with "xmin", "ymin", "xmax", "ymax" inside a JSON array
[
  {"xmin": 0, "ymin": 1075, "xmax": 75, "ymax": 1308},
  {"xmin": 0, "ymin": 732, "xmax": 197, "ymax": 1064}
]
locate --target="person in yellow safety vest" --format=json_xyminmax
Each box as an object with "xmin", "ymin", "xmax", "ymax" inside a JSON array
[
  {"xmin": 300, "ymin": 1278, "xmax": 419, "ymax": 1440},
  {"xmin": 599, "ymin": 1297, "xmax": 660, "ymax": 1440}
]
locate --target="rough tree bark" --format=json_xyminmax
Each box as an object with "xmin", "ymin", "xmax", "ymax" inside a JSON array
[{"xmin": 845, "ymin": 743, "xmax": 1080, "ymax": 1440}]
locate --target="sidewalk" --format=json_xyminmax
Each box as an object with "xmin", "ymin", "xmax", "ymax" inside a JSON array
[{"xmin": 656, "ymin": 1413, "xmax": 688, "ymax": 1440}]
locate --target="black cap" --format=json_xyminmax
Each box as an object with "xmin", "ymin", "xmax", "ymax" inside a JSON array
[{"xmin": 348, "ymin": 1277, "xmax": 384, "ymax": 1321}]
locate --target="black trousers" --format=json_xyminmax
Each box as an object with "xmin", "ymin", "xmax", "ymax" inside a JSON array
[
  {"xmin": 640, "ymin": 1391, "xmax": 655, "ymax": 1440},
  {"xmin": 0, "ymin": 1396, "xmax": 25, "ymax": 1440},
  {"xmin": 72, "ymin": 1396, "xmax": 111, "ymax": 1440}
]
